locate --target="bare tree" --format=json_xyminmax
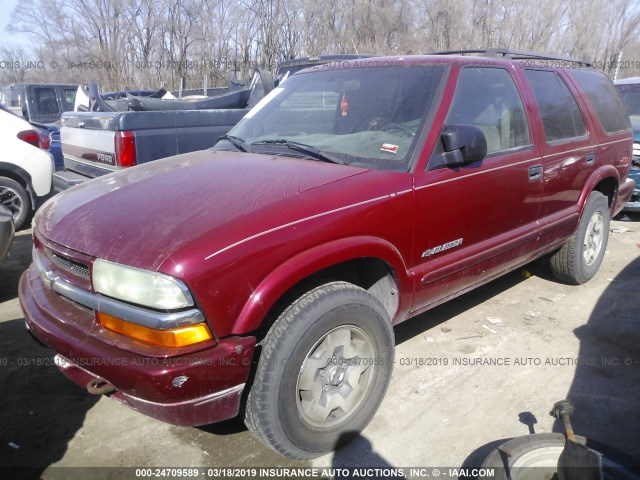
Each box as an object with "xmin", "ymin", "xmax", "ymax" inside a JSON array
[{"xmin": 5, "ymin": 0, "xmax": 640, "ymax": 89}]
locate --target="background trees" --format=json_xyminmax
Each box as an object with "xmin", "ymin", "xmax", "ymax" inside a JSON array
[{"xmin": 2, "ymin": 0, "xmax": 640, "ymax": 90}]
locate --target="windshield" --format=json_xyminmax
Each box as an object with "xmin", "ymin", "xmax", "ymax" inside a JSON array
[
  {"xmin": 225, "ymin": 64, "xmax": 446, "ymax": 171},
  {"xmin": 616, "ymin": 84, "xmax": 640, "ymax": 116}
]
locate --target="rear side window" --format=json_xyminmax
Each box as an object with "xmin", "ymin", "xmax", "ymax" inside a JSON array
[
  {"xmin": 525, "ymin": 70, "xmax": 586, "ymax": 142},
  {"xmin": 571, "ymin": 69, "xmax": 630, "ymax": 134},
  {"xmin": 447, "ymin": 67, "xmax": 530, "ymax": 154}
]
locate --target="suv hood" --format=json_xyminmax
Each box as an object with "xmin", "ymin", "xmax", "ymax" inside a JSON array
[{"xmin": 37, "ymin": 150, "xmax": 367, "ymax": 269}]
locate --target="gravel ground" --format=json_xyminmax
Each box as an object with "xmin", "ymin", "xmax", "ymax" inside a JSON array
[{"xmin": 1, "ymin": 216, "xmax": 638, "ymax": 480}]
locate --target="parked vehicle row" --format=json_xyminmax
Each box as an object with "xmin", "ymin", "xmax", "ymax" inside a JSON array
[
  {"xmin": 18, "ymin": 50, "xmax": 635, "ymax": 459},
  {"xmin": 52, "ymin": 58, "xmax": 365, "ymax": 191},
  {"xmin": 614, "ymin": 77, "xmax": 640, "ymax": 213},
  {"xmin": 0, "ymin": 58, "xmax": 357, "ymax": 232}
]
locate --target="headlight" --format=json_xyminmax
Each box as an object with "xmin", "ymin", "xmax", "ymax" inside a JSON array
[{"xmin": 92, "ymin": 259, "xmax": 193, "ymax": 310}]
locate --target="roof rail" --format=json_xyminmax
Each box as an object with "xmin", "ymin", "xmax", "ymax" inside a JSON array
[{"xmin": 427, "ymin": 48, "xmax": 592, "ymax": 67}]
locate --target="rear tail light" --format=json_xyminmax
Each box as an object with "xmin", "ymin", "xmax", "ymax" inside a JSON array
[
  {"xmin": 17, "ymin": 129, "xmax": 42, "ymax": 148},
  {"xmin": 115, "ymin": 131, "xmax": 136, "ymax": 167},
  {"xmin": 40, "ymin": 133, "xmax": 51, "ymax": 150}
]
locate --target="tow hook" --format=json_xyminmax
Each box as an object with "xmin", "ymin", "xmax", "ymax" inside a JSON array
[{"xmin": 87, "ymin": 377, "xmax": 116, "ymax": 395}]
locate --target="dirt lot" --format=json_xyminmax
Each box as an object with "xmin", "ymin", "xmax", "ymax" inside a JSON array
[{"xmin": 1, "ymin": 216, "xmax": 639, "ymax": 480}]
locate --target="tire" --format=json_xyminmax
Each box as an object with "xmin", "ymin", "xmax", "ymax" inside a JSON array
[
  {"xmin": 481, "ymin": 433, "xmax": 567, "ymax": 479},
  {"xmin": 245, "ymin": 281, "xmax": 394, "ymax": 459},
  {"xmin": 551, "ymin": 191, "xmax": 610, "ymax": 285},
  {"xmin": 481, "ymin": 433, "xmax": 640, "ymax": 480},
  {"xmin": 0, "ymin": 177, "xmax": 31, "ymax": 230}
]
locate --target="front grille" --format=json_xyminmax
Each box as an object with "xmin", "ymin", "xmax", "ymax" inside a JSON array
[{"xmin": 48, "ymin": 250, "xmax": 90, "ymax": 279}]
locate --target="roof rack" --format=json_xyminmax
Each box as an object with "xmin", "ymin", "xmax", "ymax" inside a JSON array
[{"xmin": 427, "ymin": 48, "xmax": 592, "ymax": 68}]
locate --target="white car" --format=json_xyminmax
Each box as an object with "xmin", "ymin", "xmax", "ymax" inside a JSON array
[{"xmin": 0, "ymin": 106, "xmax": 54, "ymax": 229}]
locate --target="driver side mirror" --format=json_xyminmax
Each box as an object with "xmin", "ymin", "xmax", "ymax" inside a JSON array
[{"xmin": 438, "ymin": 124, "xmax": 487, "ymax": 167}]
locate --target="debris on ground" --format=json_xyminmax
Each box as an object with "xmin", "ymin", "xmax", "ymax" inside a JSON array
[
  {"xmin": 539, "ymin": 294, "xmax": 566, "ymax": 302},
  {"xmin": 441, "ymin": 325, "xmax": 452, "ymax": 333},
  {"xmin": 486, "ymin": 317, "xmax": 503, "ymax": 324},
  {"xmin": 482, "ymin": 325, "xmax": 497, "ymax": 334},
  {"xmin": 523, "ymin": 311, "xmax": 541, "ymax": 321}
]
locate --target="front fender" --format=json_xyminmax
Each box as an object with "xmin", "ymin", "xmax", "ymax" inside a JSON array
[{"xmin": 231, "ymin": 236, "xmax": 412, "ymax": 335}]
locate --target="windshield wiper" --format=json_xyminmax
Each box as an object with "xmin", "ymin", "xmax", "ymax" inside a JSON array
[
  {"xmin": 251, "ymin": 139, "xmax": 346, "ymax": 164},
  {"xmin": 218, "ymin": 134, "xmax": 251, "ymax": 152}
]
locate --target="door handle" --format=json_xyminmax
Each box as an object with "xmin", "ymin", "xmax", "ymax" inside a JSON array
[
  {"xmin": 529, "ymin": 165, "xmax": 543, "ymax": 181},
  {"xmin": 586, "ymin": 152, "xmax": 595, "ymax": 165}
]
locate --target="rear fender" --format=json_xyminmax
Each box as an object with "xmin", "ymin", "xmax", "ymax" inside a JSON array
[{"xmin": 578, "ymin": 165, "xmax": 619, "ymax": 218}]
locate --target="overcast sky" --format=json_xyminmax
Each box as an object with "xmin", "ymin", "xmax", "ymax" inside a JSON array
[{"xmin": 0, "ymin": 0, "xmax": 33, "ymax": 50}]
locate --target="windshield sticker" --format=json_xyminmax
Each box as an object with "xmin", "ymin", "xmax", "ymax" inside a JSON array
[
  {"xmin": 341, "ymin": 93, "xmax": 349, "ymax": 116},
  {"xmin": 381, "ymin": 143, "xmax": 399, "ymax": 154}
]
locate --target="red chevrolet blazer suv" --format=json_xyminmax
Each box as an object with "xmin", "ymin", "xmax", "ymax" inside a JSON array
[{"xmin": 20, "ymin": 50, "xmax": 635, "ymax": 459}]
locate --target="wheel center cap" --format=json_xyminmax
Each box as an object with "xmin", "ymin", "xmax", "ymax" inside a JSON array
[{"xmin": 326, "ymin": 365, "xmax": 346, "ymax": 386}]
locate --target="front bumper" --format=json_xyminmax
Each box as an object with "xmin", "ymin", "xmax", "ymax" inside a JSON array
[{"xmin": 19, "ymin": 264, "xmax": 256, "ymax": 426}]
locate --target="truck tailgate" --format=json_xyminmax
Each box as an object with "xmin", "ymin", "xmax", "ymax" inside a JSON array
[{"xmin": 55, "ymin": 109, "xmax": 247, "ymax": 192}]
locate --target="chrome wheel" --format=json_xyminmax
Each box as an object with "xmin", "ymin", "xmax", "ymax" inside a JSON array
[
  {"xmin": 583, "ymin": 211, "xmax": 604, "ymax": 266},
  {"xmin": 0, "ymin": 185, "xmax": 24, "ymax": 223},
  {"xmin": 296, "ymin": 325, "xmax": 375, "ymax": 428}
]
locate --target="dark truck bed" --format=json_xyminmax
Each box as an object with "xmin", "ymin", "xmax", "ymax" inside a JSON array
[{"xmin": 54, "ymin": 108, "xmax": 247, "ymax": 191}]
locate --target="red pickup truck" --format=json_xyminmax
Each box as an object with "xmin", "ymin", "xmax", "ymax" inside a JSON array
[{"xmin": 20, "ymin": 50, "xmax": 635, "ymax": 459}]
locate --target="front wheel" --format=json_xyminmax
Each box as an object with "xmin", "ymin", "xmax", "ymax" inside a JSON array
[
  {"xmin": 245, "ymin": 281, "xmax": 394, "ymax": 459},
  {"xmin": 551, "ymin": 191, "xmax": 610, "ymax": 285}
]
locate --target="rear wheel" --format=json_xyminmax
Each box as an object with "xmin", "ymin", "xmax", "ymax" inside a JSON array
[
  {"xmin": 0, "ymin": 177, "xmax": 31, "ymax": 230},
  {"xmin": 245, "ymin": 281, "xmax": 394, "ymax": 459},
  {"xmin": 551, "ymin": 191, "xmax": 610, "ymax": 284}
]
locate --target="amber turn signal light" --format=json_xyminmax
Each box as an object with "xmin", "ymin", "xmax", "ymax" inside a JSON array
[{"xmin": 97, "ymin": 312, "xmax": 213, "ymax": 348}]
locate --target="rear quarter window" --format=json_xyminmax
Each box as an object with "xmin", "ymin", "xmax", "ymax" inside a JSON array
[
  {"xmin": 571, "ymin": 69, "xmax": 630, "ymax": 134},
  {"xmin": 525, "ymin": 70, "xmax": 586, "ymax": 142}
]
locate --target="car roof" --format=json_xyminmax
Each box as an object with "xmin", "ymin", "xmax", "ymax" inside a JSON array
[{"xmin": 293, "ymin": 50, "xmax": 592, "ymax": 74}]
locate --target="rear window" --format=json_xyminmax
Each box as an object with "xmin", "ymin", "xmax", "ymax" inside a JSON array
[
  {"xmin": 571, "ymin": 69, "xmax": 630, "ymax": 134},
  {"xmin": 525, "ymin": 70, "xmax": 586, "ymax": 142}
]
